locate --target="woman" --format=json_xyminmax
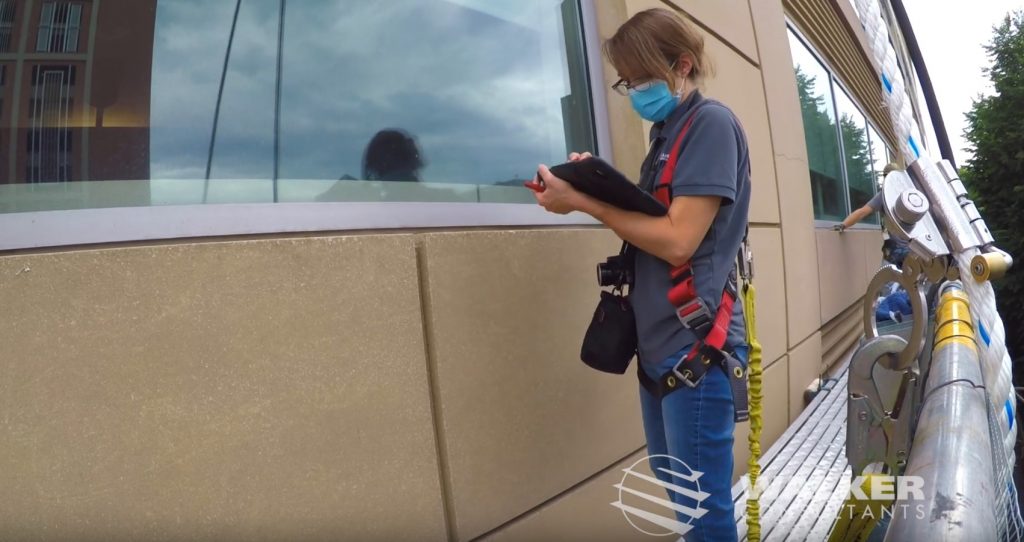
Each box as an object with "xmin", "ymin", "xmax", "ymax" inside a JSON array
[{"xmin": 533, "ymin": 8, "xmax": 750, "ymax": 540}]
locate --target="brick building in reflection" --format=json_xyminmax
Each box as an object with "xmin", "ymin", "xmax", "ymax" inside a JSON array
[{"xmin": 0, "ymin": 0, "xmax": 155, "ymax": 184}]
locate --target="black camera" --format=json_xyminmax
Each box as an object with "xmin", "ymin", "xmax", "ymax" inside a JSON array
[{"xmin": 597, "ymin": 254, "xmax": 633, "ymax": 288}]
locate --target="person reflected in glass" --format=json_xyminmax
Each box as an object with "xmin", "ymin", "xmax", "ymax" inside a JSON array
[
  {"xmin": 319, "ymin": 128, "xmax": 425, "ymax": 202},
  {"xmin": 362, "ymin": 128, "xmax": 424, "ymax": 182},
  {"xmin": 532, "ymin": 8, "xmax": 751, "ymax": 540}
]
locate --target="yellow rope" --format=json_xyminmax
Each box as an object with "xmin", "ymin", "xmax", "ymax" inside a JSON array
[{"xmin": 743, "ymin": 280, "xmax": 764, "ymax": 541}]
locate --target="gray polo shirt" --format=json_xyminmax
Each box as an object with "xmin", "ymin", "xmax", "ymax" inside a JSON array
[
  {"xmin": 866, "ymin": 191, "xmax": 884, "ymax": 212},
  {"xmin": 866, "ymin": 190, "xmax": 910, "ymax": 252},
  {"xmin": 632, "ymin": 91, "xmax": 751, "ymax": 366}
]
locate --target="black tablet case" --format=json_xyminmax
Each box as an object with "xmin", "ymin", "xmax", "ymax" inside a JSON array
[{"xmin": 548, "ymin": 157, "xmax": 667, "ymax": 216}]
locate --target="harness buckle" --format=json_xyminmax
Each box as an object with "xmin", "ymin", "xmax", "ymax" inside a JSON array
[
  {"xmin": 676, "ymin": 297, "xmax": 713, "ymax": 333},
  {"xmin": 671, "ymin": 352, "xmax": 706, "ymax": 388}
]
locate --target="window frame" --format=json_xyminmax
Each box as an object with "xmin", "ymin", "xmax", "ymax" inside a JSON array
[
  {"xmin": 0, "ymin": 0, "xmax": 608, "ymax": 251},
  {"xmin": 787, "ymin": 22, "xmax": 893, "ymax": 230},
  {"xmin": 37, "ymin": 2, "xmax": 82, "ymax": 54}
]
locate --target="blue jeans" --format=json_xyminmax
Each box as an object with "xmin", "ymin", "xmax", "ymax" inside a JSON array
[{"xmin": 639, "ymin": 344, "xmax": 748, "ymax": 542}]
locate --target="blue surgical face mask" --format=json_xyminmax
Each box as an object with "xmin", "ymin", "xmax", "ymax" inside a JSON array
[{"xmin": 629, "ymin": 81, "xmax": 680, "ymax": 123}]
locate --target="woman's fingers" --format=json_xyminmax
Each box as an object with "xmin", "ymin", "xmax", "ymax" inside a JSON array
[
  {"xmin": 568, "ymin": 151, "xmax": 593, "ymax": 162},
  {"xmin": 537, "ymin": 164, "xmax": 564, "ymax": 187}
]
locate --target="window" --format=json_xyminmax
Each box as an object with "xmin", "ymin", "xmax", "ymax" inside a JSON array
[
  {"xmin": 0, "ymin": 0, "xmax": 597, "ymax": 215},
  {"xmin": 28, "ymin": 65, "xmax": 75, "ymax": 183},
  {"xmin": 36, "ymin": 2, "xmax": 82, "ymax": 53},
  {"xmin": 0, "ymin": 65, "xmax": 5, "ymax": 117},
  {"xmin": 865, "ymin": 126, "xmax": 889, "ymax": 224},
  {"xmin": 0, "ymin": 1, "xmax": 15, "ymax": 52},
  {"xmin": 788, "ymin": 26, "xmax": 892, "ymax": 224},
  {"xmin": 789, "ymin": 29, "xmax": 845, "ymax": 221},
  {"xmin": 835, "ymin": 89, "xmax": 873, "ymax": 215}
]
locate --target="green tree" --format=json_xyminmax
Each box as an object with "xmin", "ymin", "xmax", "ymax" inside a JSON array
[
  {"xmin": 840, "ymin": 113, "xmax": 873, "ymax": 209},
  {"xmin": 961, "ymin": 11, "xmax": 1024, "ymax": 358},
  {"xmin": 795, "ymin": 66, "xmax": 845, "ymax": 218}
]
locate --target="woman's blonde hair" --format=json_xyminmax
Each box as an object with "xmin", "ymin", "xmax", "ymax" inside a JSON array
[{"xmin": 603, "ymin": 8, "xmax": 714, "ymax": 93}]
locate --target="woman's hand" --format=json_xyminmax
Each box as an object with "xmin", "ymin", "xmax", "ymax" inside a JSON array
[
  {"xmin": 532, "ymin": 164, "xmax": 586, "ymax": 215},
  {"xmin": 568, "ymin": 151, "xmax": 593, "ymax": 162}
]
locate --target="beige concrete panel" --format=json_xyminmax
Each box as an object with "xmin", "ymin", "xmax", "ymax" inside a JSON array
[
  {"xmin": 486, "ymin": 379, "xmax": 784, "ymax": 542},
  {"xmin": 624, "ymin": 0, "xmax": 781, "ymax": 225},
  {"xmin": 0, "ymin": 237, "xmax": 446, "ymax": 541},
  {"xmin": 664, "ymin": 0, "xmax": 759, "ymax": 63},
  {"xmin": 481, "ymin": 449, "xmax": 653, "ymax": 542},
  {"xmin": 702, "ymin": 41, "xmax": 780, "ymax": 226},
  {"xmin": 420, "ymin": 229, "xmax": 644, "ymax": 540},
  {"xmin": 787, "ymin": 332, "xmax": 824, "ymax": 422},
  {"xmin": 593, "ymin": 0, "xmax": 648, "ymax": 174},
  {"xmin": 861, "ymin": 229, "xmax": 884, "ymax": 287},
  {"xmin": 749, "ymin": 0, "xmax": 823, "ymax": 348},
  {"xmin": 855, "ymin": 231, "xmax": 877, "ymax": 298},
  {"xmin": 816, "ymin": 228, "xmax": 870, "ymax": 324},
  {"xmin": 748, "ymin": 227, "xmax": 787, "ymax": 366}
]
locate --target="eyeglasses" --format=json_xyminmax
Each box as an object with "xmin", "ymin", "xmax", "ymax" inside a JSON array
[
  {"xmin": 611, "ymin": 60, "xmax": 678, "ymax": 96},
  {"xmin": 610, "ymin": 78, "xmax": 656, "ymax": 96}
]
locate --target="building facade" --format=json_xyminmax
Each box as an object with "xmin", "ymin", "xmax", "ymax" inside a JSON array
[{"xmin": 0, "ymin": 0, "xmax": 925, "ymax": 539}]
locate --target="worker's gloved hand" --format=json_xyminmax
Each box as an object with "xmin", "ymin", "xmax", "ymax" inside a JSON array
[{"xmin": 833, "ymin": 224, "xmax": 847, "ymax": 233}]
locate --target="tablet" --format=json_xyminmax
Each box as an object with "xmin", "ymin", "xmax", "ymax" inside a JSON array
[{"xmin": 547, "ymin": 157, "xmax": 667, "ymax": 216}]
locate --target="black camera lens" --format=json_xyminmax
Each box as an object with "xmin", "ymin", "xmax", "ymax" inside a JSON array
[{"xmin": 597, "ymin": 263, "xmax": 613, "ymax": 287}]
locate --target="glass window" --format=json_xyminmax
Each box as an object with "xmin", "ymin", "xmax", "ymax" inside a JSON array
[
  {"xmin": 0, "ymin": 1, "xmax": 15, "ymax": 52},
  {"xmin": 834, "ymin": 88, "xmax": 873, "ymax": 217},
  {"xmin": 37, "ymin": 2, "xmax": 81, "ymax": 53},
  {"xmin": 788, "ymin": 29, "xmax": 846, "ymax": 221},
  {"xmin": 0, "ymin": 0, "xmax": 596, "ymax": 213},
  {"xmin": 788, "ymin": 26, "xmax": 894, "ymax": 225},
  {"xmin": 866, "ymin": 125, "xmax": 888, "ymax": 224}
]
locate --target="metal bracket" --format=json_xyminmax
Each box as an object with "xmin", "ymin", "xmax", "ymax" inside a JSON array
[
  {"xmin": 882, "ymin": 169, "xmax": 950, "ymax": 261},
  {"xmin": 847, "ymin": 335, "xmax": 918, "ymax": 477},
  {"xmin": 863, "ymin": 253, "xmax": 945, "ymax": 371}
]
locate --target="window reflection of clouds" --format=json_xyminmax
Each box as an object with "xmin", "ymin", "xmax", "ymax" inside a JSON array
[
  {"xmin": 149, "ymin": 0, "xmax": 233, "ymax": 180},
  {"xmin": 279, "ymin": 0, "xmax": 572, "ymax": 185},
  {"xmin": 150, "ymin": 0, "xmax": 581, "ymax": 191}
]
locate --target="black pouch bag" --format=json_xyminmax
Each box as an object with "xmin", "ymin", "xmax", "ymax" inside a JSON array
[
  {"xmin": 580, "ymin": 243, "xmax": 637, "ymax": 374},
  {"xmin": 580, "ymin": 290, "xmax": 637, "ymax": 374}
]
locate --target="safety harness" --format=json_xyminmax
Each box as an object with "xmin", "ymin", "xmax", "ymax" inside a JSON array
[{"xmin": 636, "ymin": 103, "xmax": 751, "ymax": 423}]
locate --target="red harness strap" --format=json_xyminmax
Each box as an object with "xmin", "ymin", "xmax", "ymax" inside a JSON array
[
  {"xmin": 638, "ymin": 102, "xmax": 749, "ymax": 422},
  {"xmin": 657, "ymin": 102, "xmax": 734, "ymax": 353},
  {"xmin": 653, "ymin": 111, "xmax": 701, "ymax": 208}
]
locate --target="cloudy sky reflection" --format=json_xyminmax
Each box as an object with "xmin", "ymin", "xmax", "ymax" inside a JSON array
[{"xmin": 148, "ymin": 0, "xmax": 591, "ymax": 199}]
